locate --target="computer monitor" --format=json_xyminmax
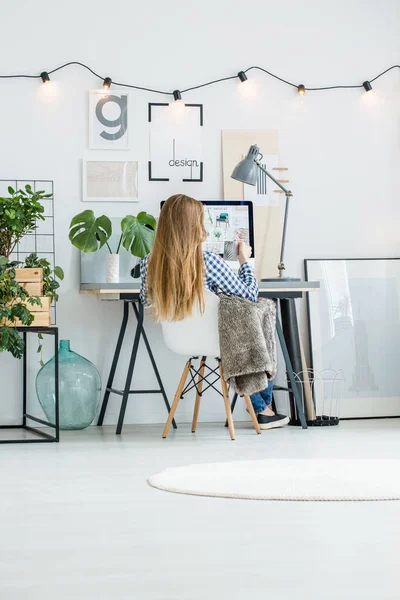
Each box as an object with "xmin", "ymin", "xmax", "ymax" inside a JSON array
[{"xmin": 160, "ymin": 200, "xmax": 255, "ymax": 269}]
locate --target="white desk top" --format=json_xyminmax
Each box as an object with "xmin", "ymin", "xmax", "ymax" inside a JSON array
[{"xmin": 80, "ymin": 280, "xmax": 320, "ymax": 294}]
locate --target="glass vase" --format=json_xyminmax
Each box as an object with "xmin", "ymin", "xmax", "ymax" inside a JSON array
[{"xmin": 36, "ymin": 340, "xmax": 101, "ymax": 430}]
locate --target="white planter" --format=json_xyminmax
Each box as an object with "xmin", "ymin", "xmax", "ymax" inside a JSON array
[{"xmin": 106, "ymin": 254, "xmax": 120, "ymax": 283}]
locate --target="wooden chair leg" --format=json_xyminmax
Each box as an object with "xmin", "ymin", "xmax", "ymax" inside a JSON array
[
  {"xmin": 244, "ymin": 395, "xmax": 261, "ymax": 434},
  {"xmin": 218, "ymin": 362, "xmax": 235, "ymax": 440},
  {"xmin": 162, "ymin": 360, "xmax": 191, "ymax": 438},
  {"xmin": 192, "ymin": 357, "xmax": 206, "ymax": 433}
]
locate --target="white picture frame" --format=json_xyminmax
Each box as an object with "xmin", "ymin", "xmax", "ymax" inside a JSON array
[
  {"xmin": 82, "ymin": 158, "xmax": 138, "ymax": 202},
  {"xmin": 89, "ymin": 90, "xmax": 129, "ymax": 150}
]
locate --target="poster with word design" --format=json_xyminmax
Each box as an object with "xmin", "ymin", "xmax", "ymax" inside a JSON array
[
  {"xmin": 89, "ymin": 90, "xmax": 129, "ymax": 150},
  {"xmin": 148, "ymin": 103, "xmax": 203, "ymax": 182}
]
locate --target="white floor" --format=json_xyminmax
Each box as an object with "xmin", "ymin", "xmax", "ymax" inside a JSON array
[{"xmin": 1, "ymin": 419, "xmax": 400, "ymax": 600}]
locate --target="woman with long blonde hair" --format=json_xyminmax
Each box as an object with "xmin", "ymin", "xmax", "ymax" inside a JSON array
[{"xmin": 140, "ymin": 194, "xmax": 288, "ymax": 429}]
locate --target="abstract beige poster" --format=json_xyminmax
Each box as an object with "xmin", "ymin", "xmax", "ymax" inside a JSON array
[
  {"xmin": 222, "ymin": 130, "xmax": 282, "ymax": 279},
  {"xmin": 83, "ymin": 160, "xmax": 138, "ymax": 202}
]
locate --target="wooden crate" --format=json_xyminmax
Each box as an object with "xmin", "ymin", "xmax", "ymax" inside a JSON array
[
  {"xmin": 9, "ymin": 269, "xmax": 50, "ymax": 327},
  {"xmin": 19, "ymin": 282, "xmax": 43, "ymax": 296},
  {"xmin": 4, "ymin": 297, "xmax": 51, "ymax": 327},
  {"xmin": 15, "ymin": 268, "xmax": 43, "ymax": 283}
]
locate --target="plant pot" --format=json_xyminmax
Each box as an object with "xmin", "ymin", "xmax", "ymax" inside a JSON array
[{"xmin": 106, "ymin": 254, "xmax": 119, "ymax": 283}]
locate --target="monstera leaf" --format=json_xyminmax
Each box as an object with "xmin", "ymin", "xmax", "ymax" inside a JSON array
[
  {"xmin": 121, "ymin": 212, "xmax": 156, "ymax": 259},
  {"xmin": 69, "ymin": 210, "xmax": 112, "ymax": 253}
]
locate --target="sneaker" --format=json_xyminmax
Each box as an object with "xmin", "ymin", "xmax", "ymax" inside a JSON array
[{"xmin": 257, "ymin": 413, "xmax": 289, "ymax": 430}]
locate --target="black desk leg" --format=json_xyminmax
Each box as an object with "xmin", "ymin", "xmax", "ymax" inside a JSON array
[
  {"xmin": 279, "ymin": 297, "xmax": 304, "ymax": 424},
  {"xmin": 116, "ymin": 302, "xmax": 143, "ymax": 434},
  {"xmin": 276, "ymin": 316, "xmax": 307, "ymax": 429},
  {"xmin": 97, "ymin": 301, "xmax": 130, "ymax": 426},
  {"xmin": 132, "ymin": 303, "xmax": 177, "ymax": 429},
  {"xmin": 22, "ymin": 332, "xmax": 27, "ymax": 427},
  {"xmin": 54, "ymin": 328, "xmax": 60, "ymax": 442}
]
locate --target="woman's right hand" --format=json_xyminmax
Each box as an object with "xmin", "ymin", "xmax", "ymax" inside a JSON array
[{"xmin": 237, "ymin": 240, "xmax": 252, "ymax": 265}]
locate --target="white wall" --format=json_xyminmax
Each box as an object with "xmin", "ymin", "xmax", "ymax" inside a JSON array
[{"xmin": 0, "ymin": 0, "xmax": 399, "ymax": 425}]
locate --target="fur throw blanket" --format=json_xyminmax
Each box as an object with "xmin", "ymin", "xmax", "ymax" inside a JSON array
[{"xmin": 218, "ymin": 295, "xmax": 277, "ymax": 396}]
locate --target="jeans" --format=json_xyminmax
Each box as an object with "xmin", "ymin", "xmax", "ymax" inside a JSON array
[{"xmin": 250, "ymin": 380, "xmax": 274, "ymax": 414}]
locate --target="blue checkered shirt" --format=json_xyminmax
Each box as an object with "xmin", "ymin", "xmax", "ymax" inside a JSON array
[{"xmin": 140, "ymin": 251, "xmax": 258, "ymax": 306}]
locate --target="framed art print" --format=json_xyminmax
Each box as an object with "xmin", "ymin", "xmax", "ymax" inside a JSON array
[
  {"xmin": 89, "ymin": 90, "xmax": 129, "ymax": 150},
  {"xmin": 305, "ymin": 258, "xmax": 400, "ymax": 418},
  {"xmin": 82, "ymin": 159, "xmax": 138, "ymax": 202},
  {"xmin": 148, "ymin": 102, "xmax": 203, "ymax": 182}
]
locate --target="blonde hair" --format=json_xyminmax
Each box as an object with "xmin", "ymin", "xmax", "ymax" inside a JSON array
[{"xmin": 147, "ymin": 194, "xmax": 205, "ymax": 321}]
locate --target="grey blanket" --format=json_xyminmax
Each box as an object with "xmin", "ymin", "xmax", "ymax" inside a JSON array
[{"xmin": 218, "ymin": 295, "xmax": 277, "ymax": 396}]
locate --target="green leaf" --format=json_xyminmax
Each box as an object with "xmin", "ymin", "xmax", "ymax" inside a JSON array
[
  {"xmin": 53, "ymin": 266, "xmax": 64, "ymax": 280},
  {"xmin": 27, "ymin": 296, "xmax": 42, "ymax": 307},
  {"xmin": 7, "ymin": 186, "xmax": 14, "ymax": 195},
  {"xmin": 69, "ymin": 210, "xmax": 112, "ymax": 253},
  {"xmin": 137, "ymin": 211, "xmax": 157, "ymax": 230},
  {"xmin": 0, "ymin": 256, "xmax": 8, "ymax": 266},
  {"xmin": 121, "ymin": 214, "xmax": 156, "ymax": 259}
]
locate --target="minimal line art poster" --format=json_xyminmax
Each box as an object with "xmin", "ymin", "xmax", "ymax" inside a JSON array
[
  {"xmin": 89, "ymin": 90, "xmax": 129, "ymax": 150},
  {"xmin": 148, "ymin": 103, "xmax": 203, "ymax": 182}
]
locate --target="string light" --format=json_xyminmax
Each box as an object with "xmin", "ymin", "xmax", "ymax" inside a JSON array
[
  {"xmin": 102, "ymin": 77, "xmax": 112, "ymax": 89},
  {"xmin": 173, "ymin": 90, "xmax": 182, "ymax": 102},
  {"xmin": 0, "ymin": 61, "xmax": 398, "ymax": 98}
]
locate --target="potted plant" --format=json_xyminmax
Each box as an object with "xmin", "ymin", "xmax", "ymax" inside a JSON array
[
  {"xmin": 0, "ymin": 257, "xmax": 42, "ymax": 358},
  {"xmin": 68, "ymin": 209, "xmax": 156, "ymax": 282},
  {"xmin": 0, "ymin": 185, "xmax": 64, "ymax": 359},
  {"xmin": 0, "ymin": 185, "xmax": 47, "ymax": 258}
]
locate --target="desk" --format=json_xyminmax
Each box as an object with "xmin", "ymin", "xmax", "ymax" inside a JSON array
[{"xmin": 81, "ymin": 280, "xmax": 319, "ymax": 432}]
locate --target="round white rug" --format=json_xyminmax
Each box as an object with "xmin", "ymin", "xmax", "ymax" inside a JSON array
[{"xmin": 148, "ymin": 459, "xmax": 400, "ymax": 501}]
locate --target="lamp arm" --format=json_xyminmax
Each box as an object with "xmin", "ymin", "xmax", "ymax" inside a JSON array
[{"xmin": 256, "ymin": 161, "xmax": 292, "ymax": 274}]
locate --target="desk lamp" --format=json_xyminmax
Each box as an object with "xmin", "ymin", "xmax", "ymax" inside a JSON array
[{"xmin": 231, "ymin": 145, "xmax": 296, "ymax": 280}]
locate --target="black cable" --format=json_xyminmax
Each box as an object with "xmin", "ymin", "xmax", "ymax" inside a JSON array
[
  {"xmin": 181, "ymin": 74, "xmax": 238, "ymax": 93},
  {"xmin": 47, "ymin": 61, "xmax": 172, "ymax": 95},
  {"xmin": 245, "ymin": 66, "xmax": 298, "ymax": 89},
  {"xmin": 112, "ymin": 80, "xmax": 171, "ymax": 95},
  {"xmin": 306, "ymin": 83, "xmax": 363, "ymax": 91},
  {"xmin": 0, "ymin": 73, "xmax": 40, "ymax": 79},
  {"xmin": 0, "ymin": 61, "xmax": 399, "ymax": 95},
  {"xmin": 47, "ymin": 61, "xmax": 104, "ymax": 79},
  {"xmin": 369, "ymin": 64, "xmax": 400, "ymax": 83}
]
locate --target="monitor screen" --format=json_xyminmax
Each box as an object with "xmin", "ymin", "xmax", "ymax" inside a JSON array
[
  {"xmin": 202, "ymin": 201, "xmax": 254, "ymax": 262},
  {"xmin": 160, "ymin": 200, "xmax": 254, "ymax": 267}
]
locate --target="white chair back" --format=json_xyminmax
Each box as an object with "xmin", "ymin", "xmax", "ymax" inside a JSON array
[{"xmin": 161, "ymin": 290, "xmax": 220, "ymax": 357}]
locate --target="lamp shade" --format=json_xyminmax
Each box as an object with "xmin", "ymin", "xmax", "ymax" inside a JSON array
[{"xmin": 231, "ymin": 145, "xmax": 260, "ymax": 186}]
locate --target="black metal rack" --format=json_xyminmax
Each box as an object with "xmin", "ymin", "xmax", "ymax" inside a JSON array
[{"xmin": 0, "ymin": 327, "xmax": 59, "ymax": 444}]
